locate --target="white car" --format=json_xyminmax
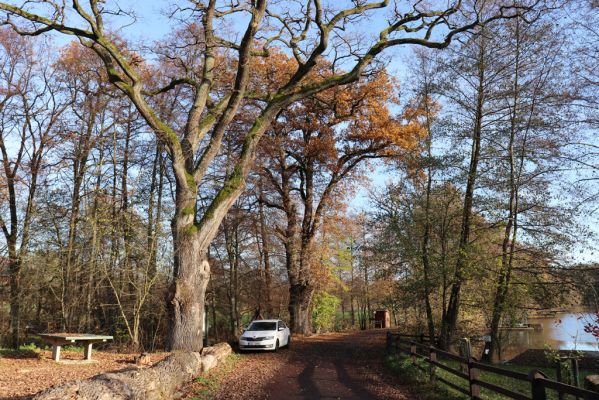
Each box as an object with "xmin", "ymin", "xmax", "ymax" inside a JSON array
[{"xmin": 239, "ymin": 319, "xmax": 291, "ymax": 351}]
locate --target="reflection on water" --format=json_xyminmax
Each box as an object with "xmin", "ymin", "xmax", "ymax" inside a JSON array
[{"xmin": 501, "ymin": 312, "xmax": 598, "ymax": 359}]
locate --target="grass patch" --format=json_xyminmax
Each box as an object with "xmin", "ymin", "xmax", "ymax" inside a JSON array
[
  {"xmin": 385, "ymin": 355, "xmax": 463, "ymax": 400},
  {"xmin": 190, "ymin": 353, "xmax": 242, "ymax": 400},
  {"xmin": 386, "ymin": 353, "xmax": 595, "ymax": 400},
  {"xmin": 62, "ymin": 345, "xmax": 84, "ymax": 352},
  {"xmin": 0, "ymin": 343, "xmax": 44, "ymax": 359}
]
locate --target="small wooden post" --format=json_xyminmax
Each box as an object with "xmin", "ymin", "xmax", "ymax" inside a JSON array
[
  {"xmin": 429, "ymin": 346, "xmax": 437, "ymax": 384},
  {"xmin": 459, "ymin": 338, "xmax": 472, "ymax": 374},
  {"xmin": 410, "ymin": 343, "xmax": 417, "ymax": 364},
  {"xmin": 395, "ymin": 334, "xmax": 400, "ymax": 355},
  {"xmin": 386, "ymin": 331, "xmax": 392, "ymax": 354},
  {"xmin": 468, "ymin": 358, "xmax": 480, "ymax": 399},
  {"xmin": 51, "ymin": 344, "xmax": 61, "ymax": 362},
  {"xmin": 84, "ymin": 343, "xmax": 93, "ymax": 361},
  {"xmin": 529, "ymin": 370, "xmax": 547, "ymax": 400},
  {"xmin": 460, "ymin": 338, "xmax": 472, "ymax": 359}
]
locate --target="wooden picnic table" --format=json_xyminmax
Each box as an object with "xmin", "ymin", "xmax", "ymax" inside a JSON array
[{"xmin": 38, "ymin": 333, "xmax": 113, "ymax": 362}]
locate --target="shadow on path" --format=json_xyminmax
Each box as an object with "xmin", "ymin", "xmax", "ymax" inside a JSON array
[{"xmin": 261, "ymin": 330, "xmax": 407, "ymax": 400}]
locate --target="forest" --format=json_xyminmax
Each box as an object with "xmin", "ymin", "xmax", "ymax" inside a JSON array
[{"xmin": 0, "ymin": 0, "xmax": 597, "ymax": 367}]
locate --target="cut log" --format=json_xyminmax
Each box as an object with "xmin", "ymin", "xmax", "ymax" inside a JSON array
[
  {"xmin": 201, "ymin": 354, "xmax": 217, "ymax": 373},
  {"xmin": 200, "ymin": 342, "xmax": 232, "ymax": 364},
  {"xmin": 33, "ymin": 351, "xmax": 202, "ymax": 400}
]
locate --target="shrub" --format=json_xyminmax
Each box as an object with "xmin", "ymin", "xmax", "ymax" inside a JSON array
[{"xmin": 312, "ymin": 291, "xmax": 341, "ymax": 333}]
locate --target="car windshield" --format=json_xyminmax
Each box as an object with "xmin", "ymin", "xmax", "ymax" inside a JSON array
[{"xmin": 246, "ymin": 322, "xmax": 276, "ymax": 331}]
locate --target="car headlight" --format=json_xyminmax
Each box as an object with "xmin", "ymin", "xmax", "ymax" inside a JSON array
[{"xmin": 264, "ymin": 336, "xmax": 274, "ymax": 340}]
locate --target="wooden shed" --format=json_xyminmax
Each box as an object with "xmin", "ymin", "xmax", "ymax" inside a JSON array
[{"xmin": 374, "ymin": 309, "xmax": 390, "ymax": 329}]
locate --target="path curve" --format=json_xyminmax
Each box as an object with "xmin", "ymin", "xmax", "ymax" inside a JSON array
[{"xmin": 209, "ymin": 330, "xmax": 413, "ymax": 400}]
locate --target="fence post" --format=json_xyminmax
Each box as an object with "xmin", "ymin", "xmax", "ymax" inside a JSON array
[
  {"xmin": 429, "ymin": 346, "xmax": 437, "ymax": 384},
  {"xmin": 395, "ymin": 334, "xmax": 400, "ymax": 355},
  {"xmin": 459, "ymin": 338, "xmax": 472, "ymax": 375},
  {"xmin": 571, "ymin": 358, "xmax": 580, "ymax": 388},
  {"xmin": 460, "ymin": 338, "xmax": 472, "ymax": 359},
  {"xmin": 386, "ymin": 331, "xmax": 392, "ymax": 354},
  {"xmin": 468, "ymin": 358, "xmax": 481, "ymax": 399},
  {"xmin": 556, "ymin": 360, "xmax": 564, "ymax": 400},
  {"xmin": 410, "ymin": 343, "xmax": 417, "ymax": 364},
  {"xmin": 529, "ymin": 370, "xmax": 548, "ymax": 400}
]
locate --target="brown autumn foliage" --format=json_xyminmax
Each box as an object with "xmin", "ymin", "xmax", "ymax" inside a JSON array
[{"xmin": 250, "ymin": 53, "xmax": 426, "ymax": 332}]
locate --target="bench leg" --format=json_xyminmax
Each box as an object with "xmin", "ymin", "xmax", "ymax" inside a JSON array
[
  {"xmin": 52, "ymin": 345, "xmax": 61, "ymax": 362},
  {"xmin": 84, "ymin": 343, "xmax": 93, "ymax": 361}
]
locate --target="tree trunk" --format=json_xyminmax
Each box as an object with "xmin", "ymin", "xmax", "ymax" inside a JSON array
[
  {"xmin": 224, "ymin": 213, "xmax": 240, "ymax": 336},
  {"xmin": 258, "ymin": 181, "xmax": 273, "ymax": 317},
  {"xmin": 363, "ymin": 255, "xmax": 371, "ymax": 330},
  {"xmin": 350, "ymin": 260, "xmax": 355, "ymax": 328},
  {"xmin": 438, "ymin": 31, "xmax": 486, "ymax": 350},
  {"xmin": 8, "ymin": 246, "xmax": 20, "ymax": 349},
  {"xmin": 421, "ymin": 91, "xmax": 436, "ymax": 342},
  {"xmin": 489, "ymin": 19, "xmax": 522, "ymax": 360},
  {"xmin": 288, "ymin": 283, "xmax": 314, "ymax": 334},
  {"xmin": 167, "ymin": 185, "xmax": 209, "ymax": 351},
  {"xmin": 167, "ymin": 235, "xmax": 209, "ymax": 351}
]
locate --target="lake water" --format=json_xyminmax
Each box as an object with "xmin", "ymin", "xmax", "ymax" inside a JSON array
[{"xmin": 501, "ymin": 312, "xmax": 598, "ymax": 358}]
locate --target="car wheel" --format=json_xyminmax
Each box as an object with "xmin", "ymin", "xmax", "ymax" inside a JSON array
[
  {"xmin": 286, "ymin": 335, "xmax": 291, "ymax": 349},
  {"xmin": 274, "ymin": 339, "xmax": 279, "ymax": 352}
]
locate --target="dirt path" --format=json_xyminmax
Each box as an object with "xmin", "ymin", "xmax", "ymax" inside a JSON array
[{"xmin": 196, "ymin": 330, "xmax": 414, "ymax": 400}]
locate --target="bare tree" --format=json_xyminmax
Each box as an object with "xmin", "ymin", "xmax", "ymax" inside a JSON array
[{"xmin": 0, "ymin": 29, "xmax": 67, "ymax": 347}]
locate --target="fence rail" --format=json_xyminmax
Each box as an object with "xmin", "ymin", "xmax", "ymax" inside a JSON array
[{"xmin": 386, "ymin": 332, "xmax": 599, "ymax": 400}]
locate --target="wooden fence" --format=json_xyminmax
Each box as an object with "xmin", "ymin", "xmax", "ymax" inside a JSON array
[{"xmin": 386, "ymin": 332, "xmax": 599, "ymax": 400}]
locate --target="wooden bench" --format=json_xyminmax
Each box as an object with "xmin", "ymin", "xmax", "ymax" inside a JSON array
[{"xmin": 38, "ymin": 333, "xmax": 113, "ymax": 362}]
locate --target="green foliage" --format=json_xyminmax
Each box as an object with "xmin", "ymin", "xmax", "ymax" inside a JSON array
[
  {"xmin": 384, "ymin": 354, "xmax": 463, "ymax": 400},
  {"xmin": 194, "ymin": 375, "xmax": 218, "ymax": 391},
  {"xmin": 62, "ymin": 345, "xmax": 83, "ymax": 352},
  {"xmin": 191, "ymin": 353, "xmax": 241, "ymax": 399},
  {"xmin": 312, "ymin": 291, "xmax": 341, "ymax": 333},
  {"xmin": 0, "ymin": 342, "xmax": 43, "ymax": 359},
  {"xmin": 20, "ymin": 342, "xmax": 42, "ymax": 351}
]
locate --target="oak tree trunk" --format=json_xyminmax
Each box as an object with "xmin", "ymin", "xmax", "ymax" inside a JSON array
[
  {"xmin": 288, "ymin": 283, "xmax": 314, "ymax": 334},
  {"xmin": 167, "ymin": 186, "xmax": 210, "ymax": 352}
]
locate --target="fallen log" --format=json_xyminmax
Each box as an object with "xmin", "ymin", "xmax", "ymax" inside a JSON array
[
  {"xmin": 200, "ymin": 342, "xmax": 232, "ymax": 372},
  {"xmin": 33, "ymin": 344, "xmax": 232, "ymax": 400},
  {"xmin": 201, "ymin": 342, "xmax": 232, "ymax": 363},
  {"xmin": 33, "ymin": 351, "xmax": 201, "ymax": 400}
]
